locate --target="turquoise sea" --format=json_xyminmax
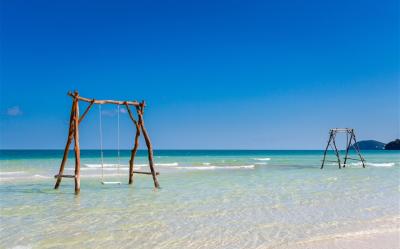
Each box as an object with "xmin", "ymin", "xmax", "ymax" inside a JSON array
[{"xmin": 0, "ymin": 150, "xmax": 399, "ymax": 248}]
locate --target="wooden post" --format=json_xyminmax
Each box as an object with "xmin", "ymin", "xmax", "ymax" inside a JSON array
[
  {"xmin": 351, "ymin": 131, "xmax": 365, "ymax": 168},
  {"xmin": 54, "ymin": 100, "xmax": 76, "ymax": 189},
  {"xmin": 73, "ymin": 92, "xmax": 81, "ymax": 194},
  {"xmin": 331, "ymin": 133, "xmax": 342, "ymax": 169},
  {"xmin": 321, "ymin": 132, "xmax": 333, "ymax": 169},
  {"xmin": 78, "ymin": 100, "xmax": 94, "ymax": 124},
  {"xmin": 137, "ymin": 102, "xmax": 160, "ymax": 188},
  {"xmin": 343, "ymin": 131, "xmax": 352, "ymax": 168},
  {"xmin": 125, "ymin": 103, "xmax": 141, "ymax": 184},
  {"xmin": 56, "ymin": 92, "xmax": 159, "ymax": 193}
]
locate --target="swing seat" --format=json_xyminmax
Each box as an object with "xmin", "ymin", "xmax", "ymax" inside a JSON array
[{"xmin": 101, "ymin": 181, "xmax": 122, "ymax": 185}]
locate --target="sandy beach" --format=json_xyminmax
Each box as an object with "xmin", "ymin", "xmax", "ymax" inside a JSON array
[{"xmin": 288, "ymin": 229, "xmax": 399, "ymax": 249}]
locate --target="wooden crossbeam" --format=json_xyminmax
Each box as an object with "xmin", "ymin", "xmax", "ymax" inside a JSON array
[
  {"xmin": 345, "ymin": 157, "xmax": 363, "ymax": 161},
  {"xmin": 54, "ymin": 174, "xmax": 76, "ymax": 178},
  {"xmin": 55, "ymin": 91, "xmax": 160, "ymax": 194},
  {"xmin": 330, "ymin": 128, "xmax": 353, "ymax": 132},
  {"xmin": 132, "ymin": 171, "xmax": 160, "ymax": 175},
  {"xmin": 68, "ymin": 92, "xmax": 141, "ymax": 107}
]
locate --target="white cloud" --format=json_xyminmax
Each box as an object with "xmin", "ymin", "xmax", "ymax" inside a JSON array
[
  {"xmin": 101, "ymin": 107, "xmax": 127, "ymax": 117},
  {"xmin": 7, "ymin": 106, "xmax": 23, "ymax": 116},
  {"xmin": 101, "ymin": 110, "xmax": 117, "ymax": 117}
]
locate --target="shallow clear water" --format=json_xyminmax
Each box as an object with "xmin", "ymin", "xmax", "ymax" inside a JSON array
[{"xmin": 1, "ymin": 150, "xmax": 399, "ymax": 248}]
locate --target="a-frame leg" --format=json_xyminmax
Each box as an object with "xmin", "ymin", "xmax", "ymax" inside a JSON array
[
  {"xmin": 137, "ymin": 103, "xmax": 160, "ymax": 189},
  {"xmin": 129, "ymin": 124, "xmax": 141, "ymax": 184},
  {"xmin": 321, "ymin": 132, "xmax": 333, "ymax": 169},
  {"xmin": 73, "ymin": 96, "xmax": 81, "ymax": 194},
  {"xmin": 55, "ymin": 100, "xmax": 76, "ymax": 189},
  {"xmin": 124, "ymin": 103, "xmax": 141, "ymax": 184},
  {"xmin": 331, "ymin": 133, "xmax": 342, "ymax": 169},
  {"xmin": 351, "ymin": 132, "xmax": 365, "ymax": 168},
  {"xmin": 343, "ymin": 132, "xmax": 352, "ymax": 168}
]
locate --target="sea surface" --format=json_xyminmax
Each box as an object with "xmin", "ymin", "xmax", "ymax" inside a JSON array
[{"xmin": 0, "ymin": 150, "xmax": 399, "ymax": 248}]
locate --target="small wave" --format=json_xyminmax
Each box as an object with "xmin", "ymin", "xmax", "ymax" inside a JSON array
[
  {"xmin": 254, "ymin": 158, "xmax": 271, "ymax": 161},
  {"xmin": 84, "ymin": 164, "xmax": 128, "ymax": 168},
  {"xmin": 81, "ymin": 173, "xmax": 126, "ymax": 178},
  {"xmin": 135, "ymin": 164, "xmax": 148, "ymax": 167},
  {"xmin": 85, "ymin": 162, "xmax": 175, "ymax": 168},
  {"xmin": 79, "ymin": 167, "xmax": 129, "ymax": 171},
  {"xmin": 255, "ymin": 162, "xmax": 267, "ymax": 165},
  {"xmin": 155, "ymin": 162, "xmax": 179, "ymax": 167},
  {"xmin": 326, "ymin": 163, "xmax": 338, "ymax": 166},
  {"xmin": 221, "ymin": 165, "xmax": 255, "ymax": 169},
  {"xmin": 33, "ymin": 174, "xmax": 51, "ymax": 179},
  {"xmin": 349, "ymin": 162, "xmax": 395, "ymax": 167},
  {"xmin": 175, "ymin": 165, "xmax": 255, "ymax": 170},
  {"xmin": 1, "ymin": 174, "xmax": 51, "ymax": 181},
  {"xmin": 0, "ymin": 171, "xmax": 26, "ymax": 175},
  {"xmin": 176, "ymin": 166, "xmax": 216, "ymax": 170},
  {"xmin": 368, "ymin": 162, "xmax": 395, "ymax": 167},
  {"xmin": 202, "ymin": 162, "xmax": 211, "ymax": 166}
]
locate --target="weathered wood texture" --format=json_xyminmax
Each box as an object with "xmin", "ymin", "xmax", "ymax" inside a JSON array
[
  {"xmin": 55, "ymin": 91, "xmax": 160, "ymax": 194},
  {"xmin": 73, "ymin": 94, "xmax": 81, "ymax": 194},
  {"xmin": 137, "ymin": 102, "xmax": 160, "ymax": 188},
  {"xmin": 132, "ymin": 171, "xmax": 160, "ymax": 175},
  {"xmin": 68, "ymin": 92, "xmax": 140, "ymax": 106},
  {"xmin": 54, "ymin": 100, "xmax": 76, "ymax": 189},
  {"xmin": 125, "ymin": 103, "xmax": 141, "ymax": 184},
  {"xmin": 78, "ymin": 100, "xmax": 94, "ymax": 124}
]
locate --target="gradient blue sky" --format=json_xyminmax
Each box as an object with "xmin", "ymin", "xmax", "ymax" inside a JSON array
[{"xmin": 0, "ymin": 0, "xmax": 399, "ymax": 149}]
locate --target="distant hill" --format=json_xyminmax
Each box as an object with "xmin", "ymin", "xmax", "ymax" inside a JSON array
[
  {"xmin": 350, "ymin": 140, "xmax": 385, "ymax": 150},
  {"xmin": 385, "ymin": 139, "xmax": 400, "ymax": 150}
]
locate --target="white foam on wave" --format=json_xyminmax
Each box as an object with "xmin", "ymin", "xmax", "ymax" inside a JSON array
[
  {"xmin": 155, "ymin": 162, "xmax": 179, "ymax": 167},
  {"xmin": 33, "ymin": 174, "xmax": 51, "ymax": 179},
  {"xmin": 349, "ymin": 162, "xmax": 395, "ymax": 167},
  {"xmin": 136, "ymin": 164, "xmax": 148, "ymax": 167},
  {"xmin": 176, "ymin": 166, "xmax": 216, "ymax": 170},
  {"xmin": 79, "ymin": 167, "xmax": 130, "ymax": 171},
  {"xmin": 254, "ymin": 158, "xmax": 271, "ymax": 161},
  {"xmin": 80, "ymin": 173, "xmax": 126, "ymax": 178},
  {"xmin": 202, "ymin": 162, "xmax": 211, "ymax": 166},
  {"xmin": 175, "ymin": 165, "xmax": 255, "ymax": 170},
  {"xmin": 255, "ymin": 162, "xmax": 267, "ymax": 165},
  {"xmin": 0, "ymin": 171, "xmax": 26, "ymax": 175},
  {"xmin": 368, "ymin": 162, "xmax": 395, "ymax": 167},
  {"xmin": 84, "ymin": 164, "xmax": 128, "ymax": 168},
  {"xmin": 1, "ymin": 174, "xmax": 51, "ymax": 181},
  {"xmin": 221, "ymin": 165, "xmax": 255, "ymax": 169}
]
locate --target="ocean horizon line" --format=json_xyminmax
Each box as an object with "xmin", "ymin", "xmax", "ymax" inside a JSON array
[{"xmin": 0, "ymin": 148, "xmax": 385, "ymax": 151}]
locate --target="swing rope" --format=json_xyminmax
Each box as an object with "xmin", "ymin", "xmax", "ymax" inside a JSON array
[
  {"xmin": 99, "ymin": 105, "xmax": 105, "ymax": 182},
  {"xmin": 117, "ymin": 105, "xmax": 120, "ymax": 177},
  {"xmin": 99, "ymin": 104, "xmax": 121, "ymax": 185}
]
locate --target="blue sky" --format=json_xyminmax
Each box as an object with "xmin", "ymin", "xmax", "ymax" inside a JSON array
[{"xmin": 0, "ymin": 0, "xmax": 399, "ymax": 149}]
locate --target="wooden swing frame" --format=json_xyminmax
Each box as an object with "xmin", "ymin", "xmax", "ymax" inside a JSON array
[{"xmin": 54, "ymin": 91, "xmax": 160, "ymax": 194}]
